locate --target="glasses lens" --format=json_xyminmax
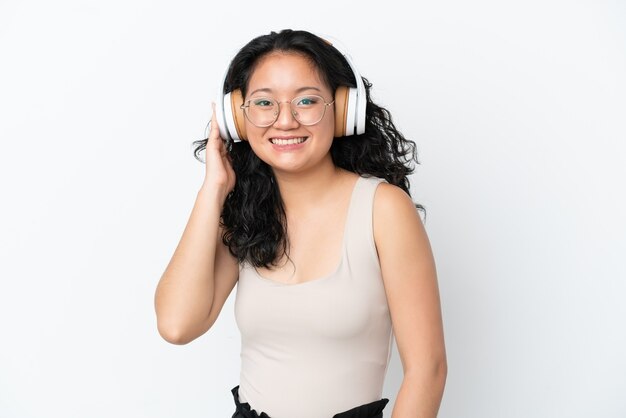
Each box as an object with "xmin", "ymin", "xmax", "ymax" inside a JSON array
[
  {"xmin": 244, "ymin": 98, "xmax": 278, "ymax": 127},
  {"xmin": 291, "ymin": 95, "xmax": 325, "ymax": 125}
]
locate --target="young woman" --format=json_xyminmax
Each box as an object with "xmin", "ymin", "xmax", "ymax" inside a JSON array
[{"xmin": 154, "ymin": 29, "xmax": 447, "ymax": 418}]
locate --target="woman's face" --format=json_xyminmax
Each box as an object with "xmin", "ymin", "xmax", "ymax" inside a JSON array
[{"xmin": 243, "ymin": 51, "xmax": 336, "ymax": 175}]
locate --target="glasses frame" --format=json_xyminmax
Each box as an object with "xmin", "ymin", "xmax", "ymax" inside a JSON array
[{"xmin": 240, "ymin": 94, "xmax": 335, "ymax": 128}]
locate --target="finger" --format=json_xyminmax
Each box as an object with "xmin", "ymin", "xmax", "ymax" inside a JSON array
[
  {"xmin": 207, "ymin": 103, "xmax": 225, "ymax": 153},
  {"xmin": 209, "ymin": 102, "xmax": 221, "ymax": 141}
]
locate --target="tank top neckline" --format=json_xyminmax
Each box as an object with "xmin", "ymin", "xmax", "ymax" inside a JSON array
[{"xmin": 249, "ymin": 175, "xmax": 365, "ymax": 287}]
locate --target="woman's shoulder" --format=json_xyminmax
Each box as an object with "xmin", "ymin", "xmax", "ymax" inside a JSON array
[
  {"xmin": 371, "ymin": 180, "xmax": 420, "ymax": 226},
  {"xmin": 346, "ymin": 173, "xmax": 415, "ymax": 213},
  {"xmin": 350, "ymin": 174, "xmax": 415, "ymax": 211},
  {"xmin": 371, "ymin": 181, "xmax": 427, "ymax": 263}
]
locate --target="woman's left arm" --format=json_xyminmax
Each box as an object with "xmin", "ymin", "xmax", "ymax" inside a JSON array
[{"xmin": 373, "ymin": 183, "xmax": 448, "ymax": 418}]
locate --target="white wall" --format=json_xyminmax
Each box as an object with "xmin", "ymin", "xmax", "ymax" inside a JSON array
[{"xmin": 1, "ymin": 0, "xmax": 624, "ymax": 417}]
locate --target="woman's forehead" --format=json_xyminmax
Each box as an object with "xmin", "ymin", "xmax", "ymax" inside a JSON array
[{"xmin": 247, "ymin": 51, "xmax": 330, "ymax": 94}]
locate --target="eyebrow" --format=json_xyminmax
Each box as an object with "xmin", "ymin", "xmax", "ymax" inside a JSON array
[{"xmin": 248, "ymin": 86, "xmax": 322, "ymax": 97}]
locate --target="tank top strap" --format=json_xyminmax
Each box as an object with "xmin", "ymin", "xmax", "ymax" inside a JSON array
[{"xmin": 344, "ymin": 175, "xmax": 387, "ymax": 263}]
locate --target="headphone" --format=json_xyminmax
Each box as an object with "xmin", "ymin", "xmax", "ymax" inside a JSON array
[{"xmin": 211, "ymin": 33, "xmax": 367, "ymax": 142}]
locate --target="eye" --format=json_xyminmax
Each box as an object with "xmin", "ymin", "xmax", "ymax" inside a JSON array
[
  {"xmin": 253, "ymin": 98, "xmax": 274, "ymax": 107},
  {"xmin": 295, "ymin": 96, "xmax": 319, "ymax": 106}
]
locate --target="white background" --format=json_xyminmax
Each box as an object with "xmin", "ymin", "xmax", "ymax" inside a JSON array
[{"xmin": 1, "ymin": 0, "xmax": 625, "ymax": 417}]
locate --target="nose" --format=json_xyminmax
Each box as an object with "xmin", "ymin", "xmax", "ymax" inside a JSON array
[{"xmin": 272, "ymin": 101, "xmax": 300, "ymax": 130}]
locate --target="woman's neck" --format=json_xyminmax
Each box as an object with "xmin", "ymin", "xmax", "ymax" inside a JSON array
[{"xmin": 272, "ymin": 162, "xmax": 351, "ymax": 215}]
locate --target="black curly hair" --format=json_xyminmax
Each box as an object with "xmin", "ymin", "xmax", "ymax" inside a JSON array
[{"xmin": 192, "ymin": 29, "xmax": 424, "ymax": 268}]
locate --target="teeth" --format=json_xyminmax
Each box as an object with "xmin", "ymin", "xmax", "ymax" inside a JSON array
[{"xmin": 270, "ymin": 137, "xmax": 307, "ymax": 145}]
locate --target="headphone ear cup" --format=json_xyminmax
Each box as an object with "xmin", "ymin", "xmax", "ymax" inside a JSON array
[
  {"xmin": 221, "ymin": 92, "xmax": 238, "ymax": 142},
  {"xmin": 345, "ymin": 87, "xmax": 358, "ymax": 136},
  {"xmin": 222, "ymin": 90, "xmax": 246, "ymax": 142},
  {"xmin": 216, "ymin": 93, "xmax": 230, "ymax": 140},
  {"xmin": 334, "ymin": 85, "xmax": 349, "ymax": 137},
  {"xmin": 354, "ymin": 82, "xmax": 367, "ymax": 135},
  {"xmin": 230, "ymin": 89, "xmax": 247, "ymax": 141}
]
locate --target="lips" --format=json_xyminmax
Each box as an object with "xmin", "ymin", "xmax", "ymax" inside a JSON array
[{"xmin": 269, "ymin": 136, "xmax": 308, "ymax": 145}]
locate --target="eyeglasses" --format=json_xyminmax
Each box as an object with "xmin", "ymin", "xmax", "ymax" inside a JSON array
[{"xmin": 240, "ymin": 94, "xmax": 335, "ymax": 127}]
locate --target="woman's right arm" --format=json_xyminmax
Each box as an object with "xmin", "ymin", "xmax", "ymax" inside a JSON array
[{"xmin": 154, "ymin": 104, "xmax": 238, "ymax": 345}]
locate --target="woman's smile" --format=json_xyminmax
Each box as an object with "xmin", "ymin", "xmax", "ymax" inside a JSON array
[{"xmin": 268, "ymin": 135, "xmax": 309, "ymax": 151}]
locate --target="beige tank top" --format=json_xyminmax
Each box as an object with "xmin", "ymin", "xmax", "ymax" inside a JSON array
[{"xmin": 234, "ymin": 175, "xmax": 393, "ymax": 418}]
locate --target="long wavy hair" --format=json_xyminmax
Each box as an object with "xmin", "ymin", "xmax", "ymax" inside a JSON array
[{"xmin": 192, "ymin": 29, "xmax": 423, "ymax": 268}]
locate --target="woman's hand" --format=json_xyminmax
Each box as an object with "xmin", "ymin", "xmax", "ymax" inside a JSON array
[{"xmin": 201, "ymin": 103, "xmax": 236, "ymax": 202}]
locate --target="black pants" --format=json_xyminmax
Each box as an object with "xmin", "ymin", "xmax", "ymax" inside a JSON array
[{"xmin": 230, "ymin": 385, "xmax": 389, "ymax": 418}]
